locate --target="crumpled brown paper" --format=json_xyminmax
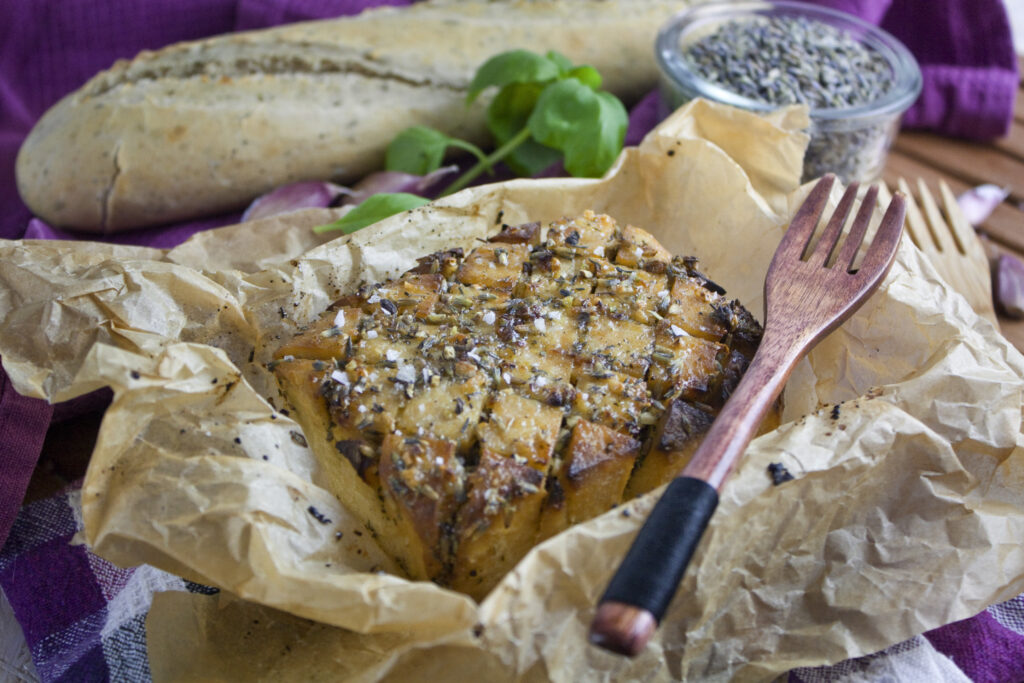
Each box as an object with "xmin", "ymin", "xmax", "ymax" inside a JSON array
[{"xmin": 2, "ymin": 100, "xmax": 1023, "ymax": 681}]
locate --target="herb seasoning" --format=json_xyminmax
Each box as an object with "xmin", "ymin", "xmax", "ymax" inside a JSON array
[{"xmin": 657, "ymin": 2, "xmax": 921, "ymax": 184}]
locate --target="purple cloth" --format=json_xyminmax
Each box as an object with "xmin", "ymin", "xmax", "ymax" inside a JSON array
[
  {"xmin": 823, "ymin": 0, "xmax": 1019, "ymax": 138},
  {"xmin": 0, "ymin": 483, "xmax": 212, "ymax": 682},
  {"xmin": 0, "ymin": 369, "xmax": 52, "ymax": 550},
  {"xmin": 0, "ymin": 0, "xmax": 1022, "ymax": 680}
]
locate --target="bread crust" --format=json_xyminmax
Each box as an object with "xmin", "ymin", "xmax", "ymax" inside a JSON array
[
  {"xmin": 15, "ymin": 0, "xmax": 685, "ymax": 231},
  {"xmin": 272, "ymin": 212, "xmax": 764, "ymax": 599}
]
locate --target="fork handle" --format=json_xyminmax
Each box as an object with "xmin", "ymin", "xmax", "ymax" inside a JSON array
[
  {"xmin": 595, "ymin": 476, "xmax": 719, "ymax": 629},
  {"xmin": 591, "ymin": 336, "xmax": 800, "ymax": 654}
]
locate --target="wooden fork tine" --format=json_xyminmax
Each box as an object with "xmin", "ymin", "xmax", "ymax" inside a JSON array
[
  {"xmin": 807, "ymin": 182, "xmax": 860, "ymax": 268},
  {"xmin": 938, "ymin": 180, "xmax": 975, "ymax": 253},
  {"xmin": 776, "ymin": 174, "xmax": 836, "ymax": 259},
  {"xmin": 590, "ymin": 177, "xmax": 906, "ymax": 658},
  {"xmin": 916, "ymin": 178, "xmax": 958, "ymax": 254},
  {"xmin": 897, "ymin": 177, "xmax": 929, "ymax": 251},
  {"xmin": 858, "ymin": 192, "xmax": 906, "ymax": 276},
  {"xmin": 836, "ymin": 185, "xmax": 879, "ymax": 271}
]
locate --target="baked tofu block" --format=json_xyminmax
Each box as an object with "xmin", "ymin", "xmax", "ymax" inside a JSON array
[
  {"xmin": 273, "ymin": 358, "xmax": 424, "ymax": 577},
  {"xmin": 396, "ymin": 369, "xmax": 488, "ymax": 452},
  {"xmin": 271, "ymin": 212, "xmax": 764, "ymax": 600},
  {"xmin": 477, "ymin": 389, "xmax": 562, "ymax": 472},
  {"xmin": 614, "ymin": 224, "xmax": 672, "ymax": 270},
  {"xmin": 378, "ymin": 435, "xmax": 465, "ymax": 578},
  {"xmin": 274, "ymin": 306, "xmax": 363, "ymax": 362},
  {"xmin": 570, "ymin": 371, "xmax": 652, "ymax": 436},
  {"xmin": 546, "ymin": 210, "xmax": 619, "ymax": 257},
  {"xmin": 648, "ymin": 332, "xmax": 728, "ymax": 402},
  {"xmin": 372, "ymin": 273, "xmax": 443, "ymax": 320},
  {"xmin": 456, "ymin": 243, "xmax": 529, "ymax": 291},
  {"xmin": 538, "ymin": 419, "xmax": 641, "ymax": 541},
  {"xmin": 489, "ymin": 220, "xmax": 543, "ymax": 246},
  {"xmin": 448, "ymin": 448, "xmax": 546, "ymax": 600},
  {"xmin": 664, "ymin": 276, "xmax": 729, "ymax": 342},
  {"xmin": 625, "ymin": 399, "xmax": 715, "ymax": 498},
  {"xmin": 580, "ymin": 312, "xmax": 655, "ymax": 379}
]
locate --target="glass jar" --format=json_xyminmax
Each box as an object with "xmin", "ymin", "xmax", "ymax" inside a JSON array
[{"xmin": 655, "ymin": 0, "xmax": 922, "ymax": 184}]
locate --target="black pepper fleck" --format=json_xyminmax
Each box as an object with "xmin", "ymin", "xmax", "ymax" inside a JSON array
[
  {"xmin": 308, "ymin": 506, "xmax": 332, "ymax": 524},
  {"xmin": 768, "ymin": 462, "xmax": 795, "ymax": 485}
]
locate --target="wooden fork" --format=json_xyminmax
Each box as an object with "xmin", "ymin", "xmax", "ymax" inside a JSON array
[
  {"xmin": 589, "ymin": 174, "xmax": 907, "ymax": 656},
  {"xmin": 879, "ymin": 178, "xmax": 997, "ymax": 325}
]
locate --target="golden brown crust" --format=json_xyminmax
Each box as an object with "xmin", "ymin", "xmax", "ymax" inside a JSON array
[{"xmin": 272, "ymin": 211, "xmax": 764, "ymax": 597}]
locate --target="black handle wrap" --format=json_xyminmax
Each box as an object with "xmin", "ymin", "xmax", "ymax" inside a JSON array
[{"xmin": 600, "ymin": 476, "xmax": 719, "ymax": 622}]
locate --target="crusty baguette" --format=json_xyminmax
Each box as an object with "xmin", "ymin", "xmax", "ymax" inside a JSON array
[
  {"xmin": 15, "ymin": 0, "xmax": 690, "ymax": 232},
  {"xmin": 271, "ymin": 211, "xmax": 765, "ymax": 599}
]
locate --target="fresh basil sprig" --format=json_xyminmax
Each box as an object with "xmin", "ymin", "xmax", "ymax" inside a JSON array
[
  {"xmin": 312, "ymin": 193, "xmax": 429, "ymax": 235},
  {"xmin": 315, "ymin": 49, "xmax": 628, "ymax": 234}
]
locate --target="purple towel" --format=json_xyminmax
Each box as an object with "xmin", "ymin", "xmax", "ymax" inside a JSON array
[{"xmin": 0, "ymin": 1, "xmax": 1021, "ymax": 680}]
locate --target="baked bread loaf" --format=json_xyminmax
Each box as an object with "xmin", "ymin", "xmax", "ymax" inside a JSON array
[
  {"xmin": 272, "ymin": 211, "xmax": 763, "ymax": 599},
  {"xmin": 15, "ymin": 0, "xmax": 687, "ymax": 232}
]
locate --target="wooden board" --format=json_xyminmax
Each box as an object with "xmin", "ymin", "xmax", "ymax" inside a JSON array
[{"xmin": 884, "ymin": 55, "xmax": 1024, "ymax": 353}]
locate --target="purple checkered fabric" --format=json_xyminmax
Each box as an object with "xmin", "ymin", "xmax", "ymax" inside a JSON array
[{"xmin": 0, "ymin": 0, "xmax": 1021, "ymax": 680}]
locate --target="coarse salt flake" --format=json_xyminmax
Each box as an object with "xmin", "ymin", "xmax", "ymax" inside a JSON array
[
  {"xmin": 482, "ymin": 311, "xmax": 496, "ymax": 325},
  {"xmin": 395, "ymin": 364, "xmax": 417, "ymax": 384},
  {"xmin": 534, "ymin": 318, "xmax": 547, "ymax": 332},
  {"xmin": 669, "ymin": 324, "xmax": 685, "ymax": 338},
  {"xmin": 367, "ymin": 293, "xmax": 381, "ymax": 304},
  {"xmin": 330, "ymin": 369, "xmax": 350, "ymax": 385},
  {"xmin": 385, "ymin": 349, "xmax": 400, "ymax": 362},
  {"xmin": 365, "ymin": 330, "xmax": 379, "ymax": 339},
  {"xmin": 333, "ymin": 310, "xmax": 346, "ymax": 327},
  {"xmin": 593, "ymin": 246, "xmax": 605, "ymax": 257}
]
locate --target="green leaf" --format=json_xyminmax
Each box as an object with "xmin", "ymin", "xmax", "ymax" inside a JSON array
[
  {"xmin": 313, "ymin": 193, "xmax": 431, "ymax": 234},
  {"xmin": 486, "ymin": 82, "xmax": 561, "ymax": 176},
  {"xmin": 504, "ymin": 139, "xmax": 563, "ymax": 177},
  {"xmin": 545, "ymin": 50, "xmax": 574, "ymax": 75},
  {"xmin": 466, "ymin": 50, "xmax": 562, "ymax": 104},
  {"xmin": 528, "ymin": 80, "xmax": 627, "ymax": 177},
  {"xmin": 386, "ymin": 126, "xmax": 488, "ymax": 175},
  {"xmin": 567, "ymin": 65, "xmax": 602, "ymax": 90}
]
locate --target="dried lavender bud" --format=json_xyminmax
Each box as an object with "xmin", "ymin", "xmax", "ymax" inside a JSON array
[
  {"xmin": 679, "ymin": 13, "xmax": 901, "ymax": 183},
  {"xmin": 683, "ymin": 16, "xmax": 893, "ymax": 109}
]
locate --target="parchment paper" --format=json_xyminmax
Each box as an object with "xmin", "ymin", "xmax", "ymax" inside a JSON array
[{"xmin": 2, "ymin": 100, "xmax": 1023, "ymax": 681}]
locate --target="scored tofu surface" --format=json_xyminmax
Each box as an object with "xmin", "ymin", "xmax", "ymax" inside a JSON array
[{"xmin": 272, "ymin": 211, "xmax": 763, "ymax": 599}]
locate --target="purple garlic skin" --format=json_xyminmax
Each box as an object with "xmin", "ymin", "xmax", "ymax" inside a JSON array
[
  {"xmin": 240, "ymin": 166, "xmax": 458, "ymax": 222},
  {"xmin": 996, "ymin": 253, "xmax": 1024, "ymax": 319}
]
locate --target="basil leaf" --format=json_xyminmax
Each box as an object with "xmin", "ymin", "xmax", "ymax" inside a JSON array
[
  {"xmin": 466, "ymin": 50, "xmax": 561, "ymax": 104},
  {"xmin": 545, "ymin": 50, "xmax": 574, "ymax": 75},
  {"xmin": 313, "ymin": 193, "xmax": 430, "ymax": 234},
  {"xmin": 568, "ymin": 65, "xmax": 602, "ymax": 90},
  {"xmin": 528, "ymin": 80, "xmax": 627, "ymax": 177},
  {"xmin": 487, "ymin": 82, "xmax": 561, "ymax": 176},
  {"xmin": 386, "ymin": 126, "xmax": 488, "ymax": 176}
]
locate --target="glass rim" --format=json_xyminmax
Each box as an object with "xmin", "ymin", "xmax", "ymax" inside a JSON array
[{"xmin": 655, "ymin": 0, "xmax": 923, "ymax": 122}]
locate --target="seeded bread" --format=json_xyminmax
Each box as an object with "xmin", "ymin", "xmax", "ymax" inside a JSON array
[
  {"xmin": 271, "ymin": 212, "xmax": 763, "ymax": 599},
  {"xmin": 15, "ymin": 0, "xmax": 689, "ymax": 232}
]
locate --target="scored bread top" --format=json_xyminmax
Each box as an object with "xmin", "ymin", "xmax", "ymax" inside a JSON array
[{"xmin": 272, "ymin": 211, "xmax": 763, "ymax": 599}]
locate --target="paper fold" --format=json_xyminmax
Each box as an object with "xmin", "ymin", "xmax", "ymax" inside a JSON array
[{"xmin": 2, "ymin": 99, "xmax": 1023, "ymax": 681}]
